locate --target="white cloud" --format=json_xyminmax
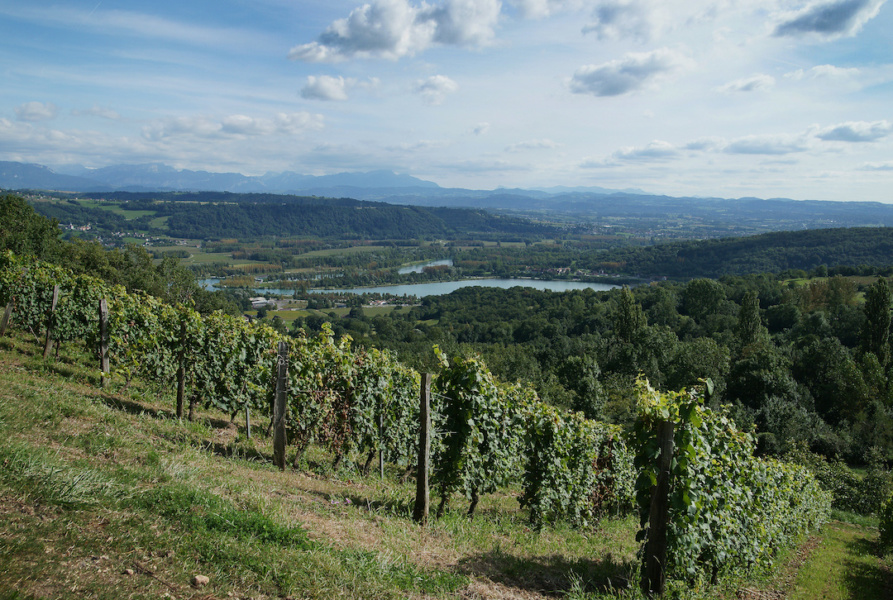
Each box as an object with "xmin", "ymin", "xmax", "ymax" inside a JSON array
[
  {"xmin": 718, "ymin": 74, "xmax": 776, "ymax": 93},
  {"xmin": 14, "ymin": 101, "xmax": 58, "ymax": 122},
  {"xmin": 301, "ymin": 75, "xmax": 352, "ymax": 101},
  {"xmin": 613, "ymin": 140, "xmax": 679, "ymax": 161},
  {"xmin": 569, "ymin": 48, "xmax": 690, "ymax": 97},
  {"xmin": 582, "ymin": 0, "xmax": 663, "ymax": 42},
  {"xmin": 772, "ymin": 0, "xmax": 886, "ymax": 39},
  {"xmin": 862, "ymin": 161, "xmax": 893, "ymax": 171},
  {"xmin": 275, "ymin": 113, "xmax": 327, "ymax": 135},
  {"xmin": 415, "ymin": 75, "xmax": 459, "ymax": 104},
  {"xmin": 288, "ymin": 0, "xmax": 500, "ymax": 63},
  {"xmin": 505, "ymin": 139, "xmax": 560, "ymax": 152},
  {"xmin": 724, "ymin": 134, "xmax": 810, "ymax": 155},
  {"xmin": 510, "ymin": 0, "xmax": 586, "ymax": 19},
  {"xmin": 428, "ymin": 0, "xmax": 502, "ymax": 46},
  {"xmin": 684, "ymin": 137, "xmax": 724, "ymax": 151},
  {"xmin": 815, "ymin": 120, "xmax": 893, "ymax": 142},
  {"xmin": 784, "ymin": 64, "xmax": 860, "ymax": 80},
  {"xmin": 143, "ymin": 112, "xmax": 324, "ymax": 140}
]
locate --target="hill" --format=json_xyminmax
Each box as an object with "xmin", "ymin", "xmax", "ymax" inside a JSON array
[{"xmin": 592, "ymin": 227, "xmax": 893, "ymax": 278}]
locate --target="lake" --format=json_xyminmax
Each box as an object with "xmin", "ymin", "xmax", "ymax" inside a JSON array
[{"xmin": 201, "ymin": 278, "xmax": 618, "ymax": 298}]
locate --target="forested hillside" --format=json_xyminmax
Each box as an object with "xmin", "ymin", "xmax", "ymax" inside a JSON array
[
  {"xmin": 31, "ymin": 191, "xmax": 559, "ymax": 240},
  {"xmin": 314, "ymin": 273, "xmax": 893, "ymax": 470},
  {"xmin": 590, "ymin": 228, "xmax": 893, "ymax": 277}
]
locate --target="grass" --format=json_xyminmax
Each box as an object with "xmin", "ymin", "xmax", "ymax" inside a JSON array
[
  {"xmin": 0, "ymin": 331, "xmax": 890, "ymax": 599},
  {"xmin": 790, "ymin": 523, "xmax": 893, "ymax": 600}
]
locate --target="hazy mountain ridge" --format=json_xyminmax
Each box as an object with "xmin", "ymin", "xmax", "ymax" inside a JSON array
[{"xmin": 4, "ymin": 161, "xmax": 893, "ymax": 232}]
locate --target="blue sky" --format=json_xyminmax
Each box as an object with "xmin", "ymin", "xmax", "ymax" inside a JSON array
[{"xmin": 1, "ymin": 0, "xmax": 891, "ymax": 201}]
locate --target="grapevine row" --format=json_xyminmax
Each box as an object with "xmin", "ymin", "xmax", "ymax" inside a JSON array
[
  {"xmin": 1, "ymin": 251, "xmax": 831, "ymax": 590},
  {"xmin": 0, "ymin": 250, "xmax": 630, "ymax": 526}
]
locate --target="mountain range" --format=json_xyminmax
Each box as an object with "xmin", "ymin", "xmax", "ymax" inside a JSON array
[
  {"xmin": 5, "ymin": 160, "xmax": 893, "ymax": 234},
  {"xmin": 1, "ymin": 160, "xmax": 643, "ymax": 201}
]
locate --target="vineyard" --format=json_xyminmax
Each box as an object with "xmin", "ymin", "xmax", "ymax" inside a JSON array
[{"xmin": 0, "ymin": 249, "xmax": 832, "ymax": 595}]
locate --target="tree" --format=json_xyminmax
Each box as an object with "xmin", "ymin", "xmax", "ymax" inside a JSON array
[
  {"xmin": 0, "ymin": 194, "xmax": 61, "ymax": 259},
  {"xmin": 615, "ymin": 285, "xmax": 645, "ymax": 343},
  {"xmin": 682, "ymin": 278, "xmax": 726, "ymax": 323},
  {"xmin": 860, "ymin": 277, "xmax": 892, "ymax": 367},
  {"xmin": 736, "ymin": 290, "xmax": 767, "ymax": 348}
]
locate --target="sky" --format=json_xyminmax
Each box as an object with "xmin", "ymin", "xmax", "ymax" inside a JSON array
[{"xmin": 0, "ymin": 0, "xmax": 892, "ymax": 202}]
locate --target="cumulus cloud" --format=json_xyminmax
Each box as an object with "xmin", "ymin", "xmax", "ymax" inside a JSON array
[
  {"xmin": 815, "ymin": 120, "xmax": 892, "ymax": 142},
  {"xmin": 773, "ymin": 0, "xmax": 886, "ymax": 39},
  {"xmin": 724, "ymin": 134, "xmax": 809, "ymax": 155},
  {"xmin": 15, "ymin": 101, "xmax": 58, "ymax": 122},
  {"xmin": 582, "ymin": 0, "xmax": 663, "ymax": 42},
  {"xmin": 143, "ymin": 112, "xmax": 324, "ymax": 141},
  {"xmin": 785, "ymin": 64, "xmax": 860, "ymax": 79},
  {"xmin": 288, "ymin": 0, "xmax": 500, "ymax": 63},
  {"xmin": 569, "ymin": 48, "xmax": 689, "ymax": 97},
  {"xmin": 415, "ymin": 75, "xmax": 459, "ymax": 104},
  {"xmin": 718, "ymin": 74, "xmax": 776, "ymax": 93},
  {"xmin": 510, "ymin": 0, "xmax": 586, "ymax": 19},
  {"xmin": 301, "ymin": 75, "xmax": 352, "ymax": 101}
]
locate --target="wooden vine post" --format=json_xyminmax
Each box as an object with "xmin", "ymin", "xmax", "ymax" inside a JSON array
[
  {"xmin": 273, "ymin": 341, "xmax": 289, "ymax": 471},
  {"xmin": 0, "ymin": 301, "xmax": 12, "ymax": 337},
  {"xmin": 98, "ymin": 299, "xmax": 109, "ymax": 388},
  {"xmin": 175, "ymin": 317, "xmax": 187, "ymax": 418},
  {"xmin": 641, "ymin": 420, "xmax": 675, "ymax": 597},
  {"xmin": 43, "ymin": 284, "xmax": 60, "ymax": 359},
  {"xmin": 378, "ymin": 411, "xmax": 385, "ymax": 479},
  {"xmin": 413, "ymin": 373, "xmax": 432, "ymax": 524}
]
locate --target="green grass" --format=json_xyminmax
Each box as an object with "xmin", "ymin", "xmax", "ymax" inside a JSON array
[
  {"xmin": 76, "ymin": 200, "xmax": 157, "ymax": 221},
  {"xmin": 790, "ymin": 523, "xmax": 893, "ymax": 600}
]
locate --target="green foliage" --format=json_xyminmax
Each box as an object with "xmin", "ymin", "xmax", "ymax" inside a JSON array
[
  {"xmin": 880, "ymin": 491, "xmax": 893, "ymax": 551},
  {"xmin": 432, "ymin": 349, "xmax": 524, "ymax": 515},
  {"xmin": 785, "ymin": 443, "xmax": 893, "ymax": 516},
  {"xmin": 861, "ymin": 276, "xmax": 892, "ymax": 367},
  {"xmin": 631, "ymin": 379, "xmax": 831, "ymax": 583},
  {"xmin": 520, "ymin": 401, "xmax": 633, "ymax": 529},
  {"xmin": 0, "ymin": 194, "xmax": 61, "ymax": 260}
]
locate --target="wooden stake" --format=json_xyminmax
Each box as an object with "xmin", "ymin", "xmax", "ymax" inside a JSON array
[
  {"xmin": 175, "ymin": 317, "xmax": 187, "ymax": 418},
  {"xmin": 642, "ymin": 420, "xmax": 675, "ymax": 597},
  {"xmin": 0, "ymin": 302, "xmax": 12, "ymax": 336},
  {"xmin": 99, "ymin": 299, "xmax": 109, "ymax": 388},
  {"xmin": 413, "ymin": 373, "xmax": 432, "ymax": 524},
  {"xmin": 43, "ymin": 285, "xmax": 60, "ymax": 359},
  {"xmin": 273, "ymin": 341, "xmax": 289, "ymax": 471}
]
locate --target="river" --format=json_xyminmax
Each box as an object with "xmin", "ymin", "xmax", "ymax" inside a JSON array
[{"xmin": 200, "ymin": 277, "xmax": 618, "ymax": 298}]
